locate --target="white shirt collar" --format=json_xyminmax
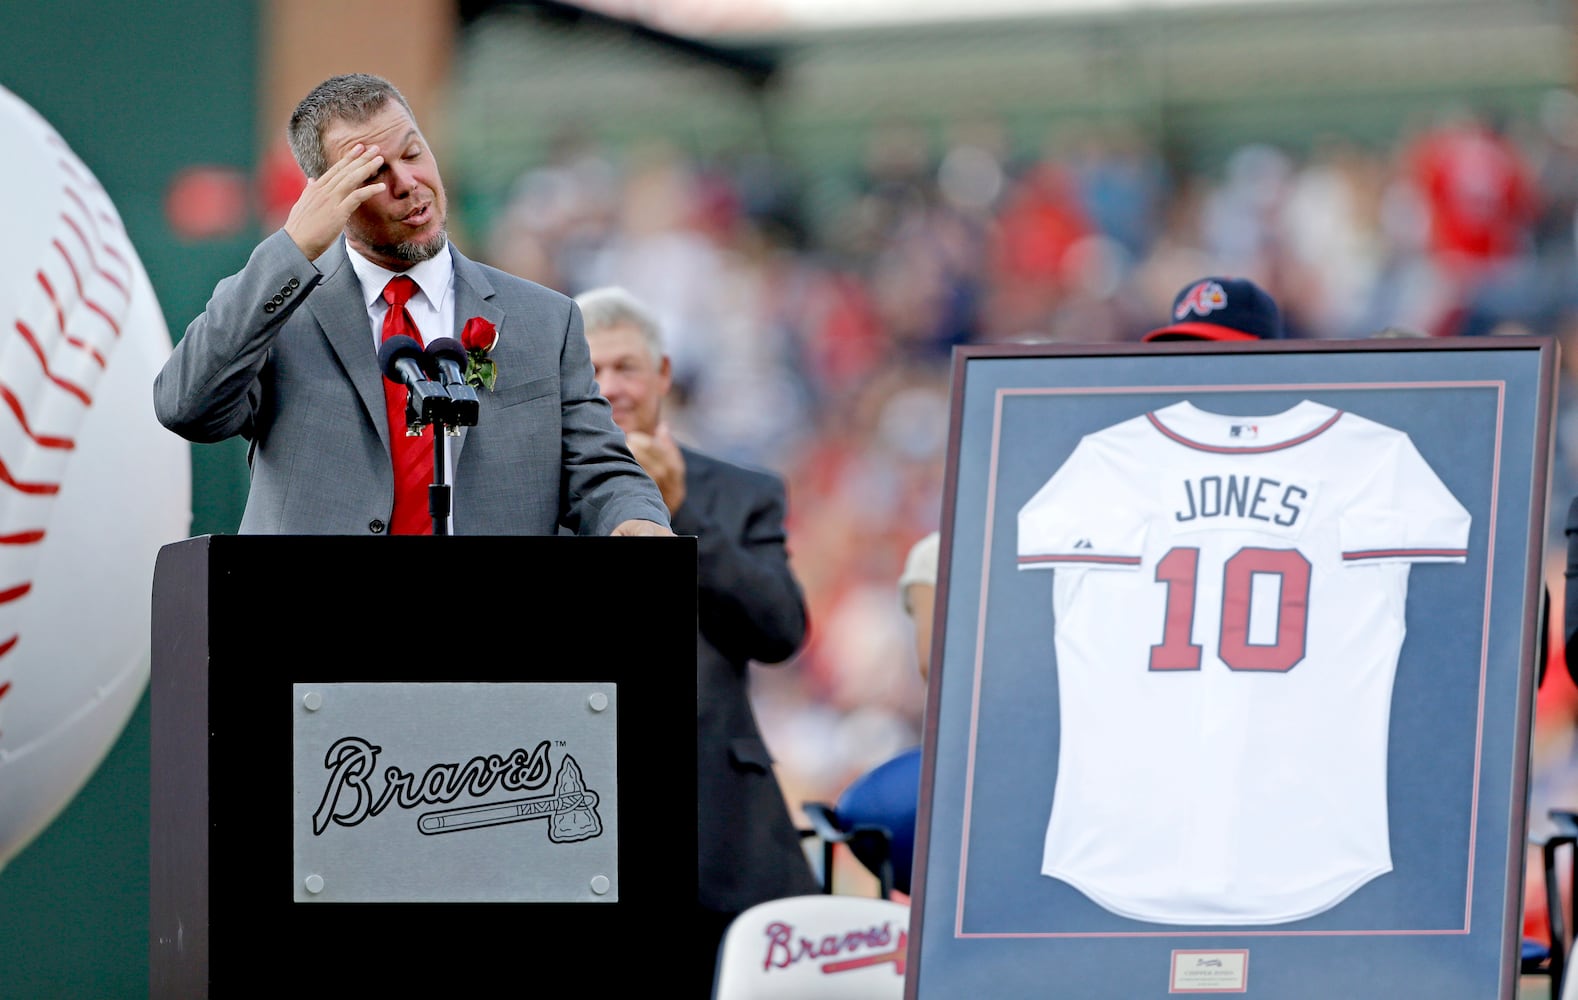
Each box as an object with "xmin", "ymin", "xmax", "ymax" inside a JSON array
[{"xmin": 346, "ymin": 240, "xmax": 454, "ymax": 311}]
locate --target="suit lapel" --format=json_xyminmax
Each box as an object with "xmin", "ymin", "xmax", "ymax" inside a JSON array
[
  {"xmin": 450, "ymin": 249, "xmax": 503, "ymax": 338},
  {"xmin": 448, "ymin": 250, "xmax": 503, "ymax": 464},
  {"xmin": 311, "ymin": 238, "xmax": 392, "ymax": 452}
]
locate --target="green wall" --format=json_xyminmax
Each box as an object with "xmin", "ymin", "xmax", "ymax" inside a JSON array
[{"xmin": 0, "ymin": 3, "xmax": 256, "ymax": 996}]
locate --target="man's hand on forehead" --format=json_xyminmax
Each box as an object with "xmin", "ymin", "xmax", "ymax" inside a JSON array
[{"xmin": 284, "ymin": 142, "xmax": 386, "ymax": 261}]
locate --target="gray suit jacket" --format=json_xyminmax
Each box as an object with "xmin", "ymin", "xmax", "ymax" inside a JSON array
[{"xmin": 154, "ymin": 231, "xmax": 668, "ymax": 535}]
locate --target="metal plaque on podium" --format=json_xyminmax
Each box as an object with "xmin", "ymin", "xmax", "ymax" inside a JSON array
[{"xmin": 292, "ymin": 681, "xmax": 618, "ymax": 903}]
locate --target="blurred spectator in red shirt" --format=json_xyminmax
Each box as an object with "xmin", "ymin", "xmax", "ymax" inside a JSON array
[{"xmin": 1404, "ymin": 106, "xmax": 1538, "ymax": 278}]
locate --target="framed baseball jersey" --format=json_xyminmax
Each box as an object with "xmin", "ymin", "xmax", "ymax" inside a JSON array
[{"xmin": 905, "ymin": 337, "xmax": 1556, "ymax": 1000}]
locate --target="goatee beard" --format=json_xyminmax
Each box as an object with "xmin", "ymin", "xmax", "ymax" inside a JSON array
[{"xmin": 382, "ymin": 226, "xmax": 448, "ymax": 264}]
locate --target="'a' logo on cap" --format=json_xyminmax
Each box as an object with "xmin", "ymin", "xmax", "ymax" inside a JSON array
[{"xmin": 1175, "ymin": 280, "xmax": 1228, "ymax": 321}]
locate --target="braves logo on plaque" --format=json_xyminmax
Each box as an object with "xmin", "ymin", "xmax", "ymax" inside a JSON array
[{"xmin": 311, "ymin": 736, "xmax": 604, "ymax": 843}]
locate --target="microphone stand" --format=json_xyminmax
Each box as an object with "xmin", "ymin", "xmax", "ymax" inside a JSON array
[
  {"xmin": 398, "ymin": 392, "xmax": 454, "ymax": 537},
  {"xmin": 394, "ymin": 338, "xmax": 480, "ymax": 536},
  {"xmin": 412, "ymin": 391, "xmax": 474, "ymax": 537},
  {"xmin": 428, "ymin": 419, "xmax": 456, "ymax": 536}
]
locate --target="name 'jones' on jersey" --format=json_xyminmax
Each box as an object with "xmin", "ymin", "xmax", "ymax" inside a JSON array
[
  {"xmin": 1015, "ymin": 399, "xmax": 1470, "ymax": 927},
  {"xmin": 1173, "ymin": 472, "xmax": 1307, "ymax": 528}
]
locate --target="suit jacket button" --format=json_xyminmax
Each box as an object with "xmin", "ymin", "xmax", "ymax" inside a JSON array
[
  {"xmin": 263, "ymin": 301, "xmax": 276, "ymax": 313},
  {"xmin": 369, "ymin": 519, "xmax": 386, "ymax": 534},
  {"xmin": 288, "ymin": 276, "xmax": 301, "ymax": 288},
  {"xmin": 271, "ymin": 293, "xmax": 285, "ymax": 306},
  {"xmin": 280, "ymin": 285, "xmax": 293, "ymax": 297}
]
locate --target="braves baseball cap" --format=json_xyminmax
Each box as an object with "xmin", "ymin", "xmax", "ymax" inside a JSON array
[{"xmin": 1142, "ymin": 276, "xmax": 1284, "ymax": 342}]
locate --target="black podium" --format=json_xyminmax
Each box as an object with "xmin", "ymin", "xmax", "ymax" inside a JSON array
[{"xmin": 149, "ymin": 534, "xmax": 698, "ymax": 998}]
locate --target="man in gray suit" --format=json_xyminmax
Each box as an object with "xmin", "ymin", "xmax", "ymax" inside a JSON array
[
  {"xmin": 154, "ymin": 73, "xmax": 670, "ymax": 538},
  {"xmin": 576, "ymin": 286, "xmax": 819, "ymax": 995}
]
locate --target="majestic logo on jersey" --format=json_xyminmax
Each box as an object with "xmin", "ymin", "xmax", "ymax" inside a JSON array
[{"xmin": 1174, "ymin": 280, "xmax": 1229, "ymax": 321}]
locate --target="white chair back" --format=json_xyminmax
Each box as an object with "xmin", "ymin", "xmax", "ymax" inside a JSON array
[{"xmin": 712, "ymin": 894, "xmax": 910, "ymax": 999}]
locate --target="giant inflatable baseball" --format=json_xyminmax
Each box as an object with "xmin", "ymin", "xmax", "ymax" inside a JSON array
[{"xmin": 0, "ymin": 85, "xmax": 192, "ymax": 869}]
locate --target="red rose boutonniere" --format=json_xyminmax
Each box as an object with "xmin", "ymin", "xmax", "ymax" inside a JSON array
[{"xmin": 460, "ymin": 316, "xmax": 499, "ymax": 391}]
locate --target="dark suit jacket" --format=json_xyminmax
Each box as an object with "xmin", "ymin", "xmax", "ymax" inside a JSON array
[
  {"xmin": 676, "ymin": 446, "xmax": 820, "ymax": 912},
  {"xmin": 153, "ymin": 231, "xmax": 668, "ymax": 535}
]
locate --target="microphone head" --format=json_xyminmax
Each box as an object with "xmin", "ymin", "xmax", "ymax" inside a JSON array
[
  {"xmin": 424, "ymin": 336, "xmax": 467, "ymax": 366},
  {"xmin": 377, "ymin": 334, "xmax": 428, "ymax": 380}
]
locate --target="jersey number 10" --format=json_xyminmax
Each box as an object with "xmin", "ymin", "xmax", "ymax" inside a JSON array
[{"xmin": 1150, "ymin": 545, "xmax": 1311, "ymax": 673}]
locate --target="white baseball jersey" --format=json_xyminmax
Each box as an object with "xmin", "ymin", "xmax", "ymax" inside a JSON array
[{"xmin": 1016, "ymin": 400, "xmax": 1470, "ymax": 925}]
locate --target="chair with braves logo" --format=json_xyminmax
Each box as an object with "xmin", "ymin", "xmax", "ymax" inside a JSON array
[{"xmin": 711, "ymin": 893, "xmax": 911, "ymax": 999}]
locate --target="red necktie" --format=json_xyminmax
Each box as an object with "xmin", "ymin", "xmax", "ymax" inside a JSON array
[{"xmin": 380, "ymin": 275, "xmax": 433, "ymax": 535}]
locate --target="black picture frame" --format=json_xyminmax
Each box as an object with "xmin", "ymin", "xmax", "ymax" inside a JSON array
[{"xmin": 905, "ymin": 336, "xmax": 1557, "ymax": 999}]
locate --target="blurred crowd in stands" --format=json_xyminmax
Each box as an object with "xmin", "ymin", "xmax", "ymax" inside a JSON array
[{"xmin": 468, "ymin": 87, "xmax": 1578, "ymax": 826}]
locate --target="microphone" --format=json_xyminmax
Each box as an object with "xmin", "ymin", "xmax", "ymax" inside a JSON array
[
  {"xmin": 423, "ymin": 337, "xmax": 481, "ymax": 427},
  {"xmin": 378, "ymin": 334, "xmax": 454, "ymax": 429}
]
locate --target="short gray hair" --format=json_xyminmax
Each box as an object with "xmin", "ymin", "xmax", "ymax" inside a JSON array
[
  {"xmin": 287, "ymin": 73, "xmax": 415, "ymax": 179},
  {"xmin": 574, "ymin": 286, "xmax": 665, "ymax": 362}
]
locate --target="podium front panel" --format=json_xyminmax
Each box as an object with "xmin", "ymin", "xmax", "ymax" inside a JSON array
[{"xmin": 151, "ymin": 534, "xmax": 697, "ymax": 998}]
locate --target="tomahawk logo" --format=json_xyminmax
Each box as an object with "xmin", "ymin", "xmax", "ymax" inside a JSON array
[{"xmin": 310, "ymin": 736, "xmax": 603, "ymax": 843}]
